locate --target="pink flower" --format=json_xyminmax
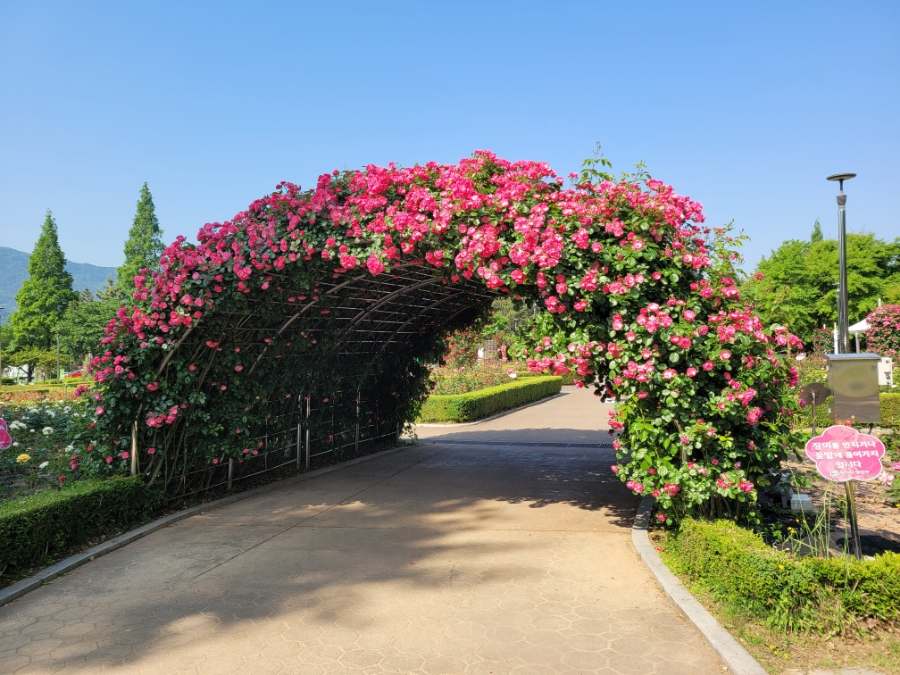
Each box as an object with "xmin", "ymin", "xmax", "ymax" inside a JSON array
[
  {"xmin": 663, "ymin": 369, "xmax": 676, "ymax": 380},
  {"xmin": 96, "ymin": 406, "xmax": 105, "ymax": 415},
  {"xmin": 366, "ymin": 254, "xmax": 385, "ymax": 275},
  {"xmin": 146, "ymin": 382, "xmax": 159, "ymax": 391},
  {"xmin": 121, "ymin": 452, "xmax": 130, "ymax": 460},
  {"xmin": 720, "ymin": 350, "xmax": 731, "ymax": 360},
  {"xmin": 235, "ymin": 365, "xmax": 243, "ymax": 372},
  {"xmin": 147, "ymin": 447, "xmax": 156, "ymax": 455},
  {"xmin": 702, "ymin": 361, "xmax": 714, "ymax": 371},
  {"xmin": 105, "ymin": 455, "xmax": 113, "ymax": 464},
  {"xmin": 656, "ymin": 513, "xmax": 666, "ymax": 523},
  {"xmin": 686, "ymin": 367, "xmax": 698, "ymax": 377}
]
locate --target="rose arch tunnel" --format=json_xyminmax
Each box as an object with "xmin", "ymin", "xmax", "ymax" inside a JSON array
[
  {"xmin": 131, "ymin": 259, "xmax": 504, "ymax": 497},
  {"xmin": 91, "ymin": 152, "xmax": 797, "ymax": 517}
]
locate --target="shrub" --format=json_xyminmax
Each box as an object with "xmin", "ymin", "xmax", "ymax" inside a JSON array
[
  {"xmin": 418, "ymin": 376, "xmax": 562, "ymax": 422},
  {"xmin": 662, "ymin": 518, "xmax": 900, "ymax": 634},
  {"xmin": 0, "ymin": 476, "xmax": 163, "ymax": 576}
]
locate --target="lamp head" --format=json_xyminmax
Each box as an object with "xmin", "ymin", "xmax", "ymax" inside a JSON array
[{"xmin": 827, "ymin": 173, "xmax": 856, "ymax": 193}]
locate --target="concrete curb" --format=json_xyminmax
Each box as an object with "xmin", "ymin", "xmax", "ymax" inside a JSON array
[
  {"xmin": 632, "ymin": 496, "xmax": 767, "ymax": 675},
  {"xmin": 413, "ymin": 391, "xmax": 567, "ymax": 428},
  {"xmin": 0, "ymin": 443, "xmax": 412, "ymax": 609}
]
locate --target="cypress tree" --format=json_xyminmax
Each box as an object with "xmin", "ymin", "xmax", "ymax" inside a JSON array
[
  {"xmin": 810, "ymin": 219, "xmax": 824, "ymax": 243},
  {"xmin": 117, "ymin": 182, "xmax": 164, "ymax": 297},
  {"xmin": 9, "ymin": 211, "xmax": 77, "ymax": 351}
]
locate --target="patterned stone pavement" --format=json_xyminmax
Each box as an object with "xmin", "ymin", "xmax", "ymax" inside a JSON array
[{"xmin": 0, "ymin": 387, "xmax": 724, "ymax": 674}]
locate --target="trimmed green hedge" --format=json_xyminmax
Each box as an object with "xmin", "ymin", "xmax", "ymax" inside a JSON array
[
  {"xmin": 793, "ymin": 392, "xmax": 900, "ymax": 428},
  {"xmin": 418, "ymin": 376, "xmax": 562, "ymax": 423},
  {"xmin": 0, "ymin": 477, "xmax": 163, "ymax": 576},
  {"xmin": 662, "ymin": 518, "xmax": 900, "ymax": 633}
]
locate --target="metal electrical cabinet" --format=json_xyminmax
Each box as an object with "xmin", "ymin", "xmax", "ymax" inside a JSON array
[{"xmin": 825, "ymin": 353, "xmax": 881, "ymax": 423}]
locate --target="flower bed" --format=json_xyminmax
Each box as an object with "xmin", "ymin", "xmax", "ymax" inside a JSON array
[
  {"xmin": 430, "ymin": 363, "xmax": 539, "ymax": 395},
  {"xmin": 417, "ymin": 376, "xmax": 562, "ymax": 423},
  {"xmin": 0, "ymin": 477, "xmax": 163, "ymax": 578},
  {"xmin": 659, "ymin": 518, "xmax": 900, "ymax": 634},
  {"xmin": 0, "ymin": 401, "xmax": 103, "ymax": 500}
]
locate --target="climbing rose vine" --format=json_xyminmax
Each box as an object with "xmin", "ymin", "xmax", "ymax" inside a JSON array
[
  {"xmin": 85, "ymin": 151, "xmax": 802, "ymax": 522},
  {"xmin": 865, "ymin": 304, "xmax": 900, "ymax": 366}
]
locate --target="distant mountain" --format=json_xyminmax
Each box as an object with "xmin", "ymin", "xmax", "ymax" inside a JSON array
[{"xmin": 0, "ymin": 247, "xmax": 117, "ymax": 314}]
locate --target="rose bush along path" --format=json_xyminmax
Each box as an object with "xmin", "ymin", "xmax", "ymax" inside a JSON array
[{"xmin": 78, "ymin": 151, "xmax": 802, "ymax": 522}]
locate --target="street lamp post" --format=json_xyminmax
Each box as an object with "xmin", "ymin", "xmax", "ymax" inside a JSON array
[
  {"xmin": 827, "ymin": 172, "xmax": 863, "ymax": 559},
  {"xmin": 826, "ymin": 173, "xmax": 856, "ymax": 354}
]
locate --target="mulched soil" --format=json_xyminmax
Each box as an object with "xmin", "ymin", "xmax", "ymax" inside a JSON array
[{"xmin": 771, "ymin": 456, "xmax": 899, "ymax": 558}]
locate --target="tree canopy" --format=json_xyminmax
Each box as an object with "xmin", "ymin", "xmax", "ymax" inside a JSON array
[
  {"xmin": 58, "ymin": 277, "xmax": 121, "ymax": 368},
  {"xmin": 742, "ymin": 225, "xmax": 900, "ymax": 346},
  {"xmin": 116, "ymin": 183, "xmax": 164, "ymax": 298},
  {"xmin": 8, "ymin": 211, "xmax": 77, "ymax": 353}
]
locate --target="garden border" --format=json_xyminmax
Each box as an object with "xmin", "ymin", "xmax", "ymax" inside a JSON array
[
  {"xmin": 0, "ymin": 443, "xmax": 412, "ymax": 609},
  {"xmin": 632, "ymin": 496, "xmax": 767, "ymax": 675}
]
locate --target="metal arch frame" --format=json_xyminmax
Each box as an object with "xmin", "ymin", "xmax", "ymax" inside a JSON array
[
  {"xmin": 247, "ymin": 264, "xmax": 445, "ymax": 374},
  {"xmin": 348, "ymin": 276, "xmax": 446, "ymax": 328},
  {"xmin": 155, "ymin": 262, "xmax": 436, "ymax": 378}
]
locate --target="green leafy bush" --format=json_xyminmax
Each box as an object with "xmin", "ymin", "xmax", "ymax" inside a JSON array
[
  {"xmin": 661, "ymin": 518, "xmax": 900, "ymax": 634},
  {"xmin": 0, "ymin": 477, "xmax": 163, "ymax": 576},
  {"xmin": 418, "ymin": 376, "xmax": 562, "ymax": 422}
]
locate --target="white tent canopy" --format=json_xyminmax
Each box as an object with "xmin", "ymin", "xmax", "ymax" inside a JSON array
[{"xmin": 849, "ymin": 318, "xmax": 870, "ymax": 334}]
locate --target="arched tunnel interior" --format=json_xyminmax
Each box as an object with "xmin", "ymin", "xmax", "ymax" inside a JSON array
[{"xmin": 143, "ymin": 261, "xmax": 503, "ymax": 496}]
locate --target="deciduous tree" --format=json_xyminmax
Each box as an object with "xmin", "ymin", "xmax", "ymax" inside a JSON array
[{"xmin": 743, "ymin": 228, "xmax": 900, "ymax": 346}]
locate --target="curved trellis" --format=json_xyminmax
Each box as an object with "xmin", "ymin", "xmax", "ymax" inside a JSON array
[{"xmin": 85, "ymin": 152, "xmax": 802, "ymax": 522}]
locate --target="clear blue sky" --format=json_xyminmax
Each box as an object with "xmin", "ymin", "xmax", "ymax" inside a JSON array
[{"xmin": 1, "ymin": 0, "xmax": 897, "ymax": 272}]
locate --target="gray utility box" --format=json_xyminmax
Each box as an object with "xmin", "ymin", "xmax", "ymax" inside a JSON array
[{"xmin": 825, "ymin": 353, "xmax": 881, "ymax": 423}]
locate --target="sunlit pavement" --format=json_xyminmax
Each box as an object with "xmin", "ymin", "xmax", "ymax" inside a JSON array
[{"xmin": 0, "ymin": 387, "xmax": 723, "ymax": 674}]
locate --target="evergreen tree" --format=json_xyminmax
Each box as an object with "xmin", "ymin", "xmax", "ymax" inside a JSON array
[
  {"xmin": 810, "ymin": 219, "xmax": 823, "ymax": 243},
  {"xmin": 117, "ymin": 182, "xmax": 164, "ymax": 297},
  {"xmin": 8, "ymin": 211, "xmax": 77, "ymax": 354}
]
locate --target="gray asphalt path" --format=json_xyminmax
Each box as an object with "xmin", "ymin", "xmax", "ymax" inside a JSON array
[{"xmin": 0, "ymin": 387, "xmax": 723, "ymax": 674}]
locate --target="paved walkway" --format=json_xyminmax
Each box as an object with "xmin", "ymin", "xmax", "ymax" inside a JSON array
[{"xmin": 0, "ymin": 387, "xmax": 723, "ymax": 674}]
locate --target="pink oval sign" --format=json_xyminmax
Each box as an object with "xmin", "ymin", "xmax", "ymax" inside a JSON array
[
  {"xmin": 0, "ymin": 418, "xmax": 12, "ymax": 450},
  {"xmin": 805, "ymin": 425, "xmax": 885, "ymax": 482}
]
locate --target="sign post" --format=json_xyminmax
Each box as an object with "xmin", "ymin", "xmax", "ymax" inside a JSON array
[
  {"xmin": 799, "ymin": 382, "xmax": 832, "ymax": 436},
  {"xmin": 805, "ymin": 425, "xmax": 886, "ymax": 559}
]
